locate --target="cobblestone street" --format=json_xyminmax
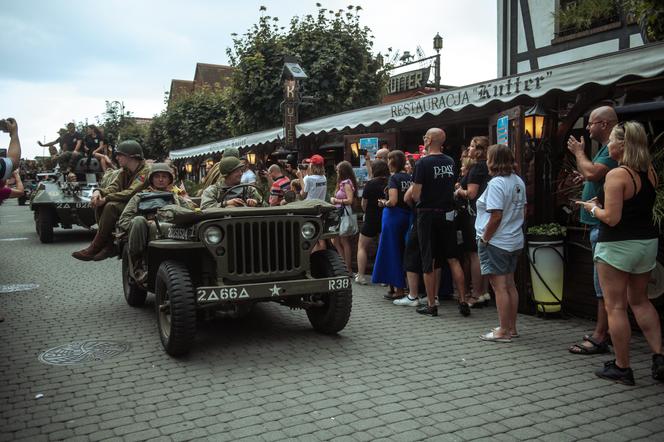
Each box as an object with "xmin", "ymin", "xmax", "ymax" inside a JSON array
[{"xmin": 1, "ymin": 202, "xmax": 664, "ymax": 441}]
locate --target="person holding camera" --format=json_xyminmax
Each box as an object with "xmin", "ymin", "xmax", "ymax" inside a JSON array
[
  {"xmin": 0, "ymin": 118, "xmax": 21, "ymax": 180},
  {"xmin": 0, "ymin": 170, "xmax": 24, "ymax": 205}
]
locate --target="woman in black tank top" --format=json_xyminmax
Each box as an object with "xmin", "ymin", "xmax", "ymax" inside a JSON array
[{"xmin": 577, "ymin": 121, "xmax": 663, "ymax": 385}]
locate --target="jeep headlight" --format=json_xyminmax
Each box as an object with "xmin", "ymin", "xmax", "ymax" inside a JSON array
[
  {"xmin": 204, "ymin": 226, "xmax": 223, "ymax": 244},
  {"xmin": 301, "ymin": 222, "xmax": 316, "ymax": 240}
]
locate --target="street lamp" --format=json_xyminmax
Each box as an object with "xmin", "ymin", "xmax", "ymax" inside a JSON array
[
  {"xmin": 185, "ymin": 162, "xmax": 193, "ymax": 174},
  {"xmin": 433, "ymin": 33, "xmax": 443, "ymax": 91},
  {"xmin": 246, "ymin": 152, "xmax": 257, "ymax": 165},
  {"xmin": 376, "ymin": 53, "xmax": 384, "ymax": 68}
]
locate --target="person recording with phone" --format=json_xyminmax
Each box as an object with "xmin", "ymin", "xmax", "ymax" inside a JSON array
[{"xmin": 0, "ymin": 118, "xmax": 21, "ymax": 180}]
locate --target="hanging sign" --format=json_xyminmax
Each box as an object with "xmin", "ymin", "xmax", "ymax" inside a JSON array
[{"xmin": 497, "ymin": 115, "xmax": 509, "ymax": 145}]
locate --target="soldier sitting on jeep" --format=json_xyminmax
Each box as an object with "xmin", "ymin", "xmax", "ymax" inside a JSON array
[
  {"xmin": 200, "ymin": 156, "xmax": 263, "ymax": 209},
  {"xmin": 72, "ymin": 140, "xmax": 149, "ymax": 261},
  {"xmin": 117, "ymin": 163, "xmax": 196, "ymax": 282}
]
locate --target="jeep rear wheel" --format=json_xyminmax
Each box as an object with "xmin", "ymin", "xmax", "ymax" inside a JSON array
[
  {"xmin": 122, "ymin": 247, "xmax": 147, "ymax": 307},
  {"xmin": 306, "ymin": 250, "xmax": 352, "ymax": 334},
  {"xmin": 155, "ymin": 260, "xmax": 196, "ymax": 356},
  {"xmin": 36, "ymin": 208, "xmax": 55, "ymax": 243}
]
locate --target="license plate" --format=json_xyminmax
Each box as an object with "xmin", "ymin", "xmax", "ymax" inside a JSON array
[
  {"xmin": 56, "ymin": 202, "xmax": 91, "ymax": 209},
  {"xmin": 196, "ymin": 276, "xmax": 351, "ymax": 304}
]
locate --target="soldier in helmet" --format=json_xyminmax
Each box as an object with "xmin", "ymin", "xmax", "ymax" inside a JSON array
[
  {"xmin": 200, "ymin": 156, "xmax": 263, "ymax": 209},
  {"xmin": 72, "ymin": 140, "xmax": 150, "ymax": 261},
  {"xmin": 195, "ymin": 146, "xmax": 241, "ymax": 196},
  {"xmin": 117, "ymin": 163, "xmax": 196, "ymax": 281}
]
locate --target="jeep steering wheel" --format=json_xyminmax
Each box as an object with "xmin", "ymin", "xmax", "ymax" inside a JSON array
[{"xmin": 219, "ymin": 183, "xmax": 263, "ymax": 207}]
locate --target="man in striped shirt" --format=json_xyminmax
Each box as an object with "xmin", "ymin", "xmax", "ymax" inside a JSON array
[{"xmin": 266, "ymin": 164, "xmax": 291, "ymax": 206}]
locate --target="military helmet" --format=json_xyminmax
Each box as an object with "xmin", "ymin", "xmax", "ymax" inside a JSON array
[
  {"xmin": 222, "ymin": 147, "xmax": 240, "ymax": 159},
  {"xmin": 148, "ymin": 163, "xmax": 174, "ymax": 186},
  {"xmin": 219, "ymin": 157, "xmax": 244, "ymax": 176},
  {"xmin": 116, "ymin": 140, "xmax": 144, "ymax": 159}
]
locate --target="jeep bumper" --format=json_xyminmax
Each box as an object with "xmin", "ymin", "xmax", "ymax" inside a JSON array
[{"xmin": 196, "ymin": 276, "xmax": 351, "ymax": 304}]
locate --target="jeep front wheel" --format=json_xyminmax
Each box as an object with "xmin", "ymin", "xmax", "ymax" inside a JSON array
[
  {"xmin": 122, "ymin": 247, "xmax": 147, "ymax": 307},
  {"xmin": 36, "ymin": 208, "xmax": 55, "ymax": 243},
  {"xmin": 306, "ymin": 250, "xmax": 352, "ymax": 334},
  {"xmin": 155, "ymin": 260, "xmax": 197, "ymax": 356}
]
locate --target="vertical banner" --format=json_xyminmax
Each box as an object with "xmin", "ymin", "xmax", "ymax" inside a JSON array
[
  {"xmin": 283, "ymin": 79, "xmax": 298, "ymax": 150},
  {"xmin": 497, "ymin": 115, "xmax": 509, "ymax": 145}
]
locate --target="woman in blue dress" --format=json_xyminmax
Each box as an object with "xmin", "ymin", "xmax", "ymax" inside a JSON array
[{"xmin": 372, "ymin": 150, "xmax": 412, "ymax": 298}]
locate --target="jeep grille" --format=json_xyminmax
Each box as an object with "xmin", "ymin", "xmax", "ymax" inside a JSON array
[{"xmin": 226, "ymin": 219, "xmax": 303, "ymax": 277}]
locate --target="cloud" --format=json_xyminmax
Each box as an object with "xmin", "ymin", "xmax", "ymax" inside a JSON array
[{"xmin": 0, "ymin": 0, "xmax": 498, "ymax": 160}]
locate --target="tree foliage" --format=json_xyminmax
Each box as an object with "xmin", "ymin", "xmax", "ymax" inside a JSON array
[
  {"xmin": 225, "ymin": 4, "xmax": 387, "ymax": 135},
  {"xmin": 145, "ymin": 86, "xmax": 231, "ymax": 158}
]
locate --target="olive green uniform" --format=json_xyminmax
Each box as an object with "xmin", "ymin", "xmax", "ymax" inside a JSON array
[
  {"xmin": 119, "ymin": 186, "xmax": 196, "ymax": 257},
  {"xmin": 200, "ymin": 181, "xmax": 263, "ymax": 209},
  {"xmin": 95, "ymin": 162, "xmax": 150, "ymax": 242}
]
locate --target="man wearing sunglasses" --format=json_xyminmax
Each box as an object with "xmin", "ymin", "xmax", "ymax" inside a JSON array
[{"xmin": 566, "ymin": 105, "xmax": 619, "ymax": 355}]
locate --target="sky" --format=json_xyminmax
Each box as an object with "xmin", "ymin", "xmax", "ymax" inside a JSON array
[{"xmin": 0, "ymin": 0, "xmax": 497, "ymax": 160}]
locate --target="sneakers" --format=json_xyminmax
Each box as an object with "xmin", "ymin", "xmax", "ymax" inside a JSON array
[
  {"xmin": 418, "ymin": 297, "xmax": 439, "ymax": 307},
  {"xmin": 416, "ymin": 305, "xmax": 438, "ymax": 316},
  {"xmin": 354, "ymin": 274, "xmax": 369, "ymax": 285},
  {"xmin": 652, "ymin": 353, "xmax": 664, "ymax": 381},
  {"xmin": 393, "ymin": 296, "xmax": 419, "ymax": 307},
  {"xmin": 595, "ymin": 360, "xmax": 635, "ymax": 386}
]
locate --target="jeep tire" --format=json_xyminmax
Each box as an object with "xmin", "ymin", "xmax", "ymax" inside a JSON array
[
  {"xmin": 122, "ymin": 247, "xmax": 147, "ymax": 307},
  {"xmin": 155, "ymin": 260, "xmax": 196, "ymax": 356},
  {"xmin": 306, "ymin": 249, "xmax": 352, "ymax": 334},
  {"xmin": 36, "ymin": 208, "xmax": 55, "ymax": 243}
]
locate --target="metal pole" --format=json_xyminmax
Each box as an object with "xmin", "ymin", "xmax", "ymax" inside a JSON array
[{"xmin": 435, "ymin": 51, "xmax": 441, "ymax": 91}]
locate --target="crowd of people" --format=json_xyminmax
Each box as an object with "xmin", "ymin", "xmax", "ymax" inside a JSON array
[{"xmin": 2, "ymin": 105, "xmax": 663, "ymax": 386}]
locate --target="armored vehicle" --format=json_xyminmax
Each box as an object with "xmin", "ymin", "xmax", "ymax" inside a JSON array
[
  {"xmin": 30, "ymin": 158, "xmax": 102, "ymax": 243},
  {"xmin": 120, "ymin": 185, "xmax": 352, "ymax": 356}
]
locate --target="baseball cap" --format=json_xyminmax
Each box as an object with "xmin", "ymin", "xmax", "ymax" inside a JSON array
[{"xmin": 304, "ymin": 154, "xmax": 324, "ymax": 166}]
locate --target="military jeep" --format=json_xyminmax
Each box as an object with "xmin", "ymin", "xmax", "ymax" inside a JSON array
[
  {"xmin": 30, "ymin": 158, "xmax": 102, "ymax": 243},
  {"xmin": 120, "ymin": 189, "xmax": 351, "ymax": 356}
]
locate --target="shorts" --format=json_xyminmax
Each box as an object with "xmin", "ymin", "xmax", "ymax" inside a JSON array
[
  {"xmin": 594, "ymin": 238, "xmax": 658, "ymax": 274},
  {"xmin": 478, "ymin": 241, "xmax": 521, "ymax": 275},
  {"xmin": 403, "ymin": 221, "xmax": 422, "ymax": 273},
  {"xmin": 360, "ymin": 221, "xmax": 381, "ymax": 238},
  {"xmin": 589, "ymin": 226, "xmax": 602, "ymax": 298},
  {"xmin": 417, "ymin": 210, "xmax": 459, "ymax": 273}
]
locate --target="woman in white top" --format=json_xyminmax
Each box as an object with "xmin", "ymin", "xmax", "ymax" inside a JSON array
[{"xmin": 475, "ymin": 144, "xmax": 526, "ymax": 343}]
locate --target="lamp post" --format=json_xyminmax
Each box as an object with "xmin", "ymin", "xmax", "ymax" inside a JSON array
[
  {"xmin": 246, "ymin": 152, "xmax": 257, "ymax": 165},
  {"xmin": 433, "ymin": 33, "xmax": 443, "ymax": 91},
  {"xmin": 523, "ymin": 101, "xmax": 548, "ymax": 148}
]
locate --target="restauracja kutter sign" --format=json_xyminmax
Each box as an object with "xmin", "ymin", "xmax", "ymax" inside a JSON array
[{"xmin": 390, "ymin": 71, "xmax": 553, "ymax": 118}]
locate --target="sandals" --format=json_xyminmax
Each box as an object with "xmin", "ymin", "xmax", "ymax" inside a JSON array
[
  {"xmin": 568, "ymin": 335, "xmax": 610, "ymax": 355},
  {"xmin": 480, "ymin": 330, "xmax": 512, "ymax": 343}
]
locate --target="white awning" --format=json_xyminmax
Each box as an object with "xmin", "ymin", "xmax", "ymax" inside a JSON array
[
  {"xmin": 296, "ymin": 42, "xmax": 664, "ymax": 136},
  {"xmin": 169, "ymin": 127, "xmax": 284, "ymax": 160}
]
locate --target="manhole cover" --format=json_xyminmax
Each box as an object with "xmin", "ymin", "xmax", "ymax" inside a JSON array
[
  {"xmin": 38, "ymin": 340, "xmax": 130, "ymax": 365},
  {"xmin": 0, "ymin": 283, "xmax": 40, "ymax": 293}
]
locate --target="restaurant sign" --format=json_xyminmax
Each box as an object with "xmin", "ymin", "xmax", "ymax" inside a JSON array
[
  {"xmin": 387, "ymin": 67, "xmax": 431, "ymax": 94},
  {"xmin": 390, "ymin": 71, "xmax": 553, "ymax": 118}
]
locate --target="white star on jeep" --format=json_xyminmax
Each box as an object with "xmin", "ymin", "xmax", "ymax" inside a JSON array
[{"xmin": 269, "ymin": 284, "xmax": 281, "ymax": 296}]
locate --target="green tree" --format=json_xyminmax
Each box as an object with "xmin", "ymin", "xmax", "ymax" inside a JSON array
[
  {"xmin": 144, "ymin": 86, "xmax": 231, "ymax": 157},
  {"xmin": 225, "ymin": 4, "xmax": 387, "ymax": 135}
]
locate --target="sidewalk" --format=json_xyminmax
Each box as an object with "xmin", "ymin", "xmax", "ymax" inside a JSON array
[{"xmin": 1, "ymin": 202, "xmax": 663, "ymax": 441}]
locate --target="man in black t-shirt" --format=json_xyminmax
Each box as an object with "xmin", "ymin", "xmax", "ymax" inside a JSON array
[
  {"xmin": 54, "ymin": 123, "xmax": 83, "ymax": 171},
  {"xmin": 412, "ymin": 128, "xmax": 469, "ymax": 317}
]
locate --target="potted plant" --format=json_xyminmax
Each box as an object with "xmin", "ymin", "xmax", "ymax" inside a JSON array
[{"xmin": 526, "ymin": 223, "xmax": 567, "ymax": 314}]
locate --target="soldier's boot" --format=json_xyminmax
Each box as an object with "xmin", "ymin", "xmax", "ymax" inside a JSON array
[
  {"xmin": 72, "ymin": 234, "xmax": 106, "ymax": 261},
  {"xmin": 92, "ymin": 243, "xmax": 117, "ymax": 261}
]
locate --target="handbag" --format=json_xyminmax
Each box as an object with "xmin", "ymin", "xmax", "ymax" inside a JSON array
[{"xmin": 338, "ymin": 205, "xmax": 359, "ymax": 237}]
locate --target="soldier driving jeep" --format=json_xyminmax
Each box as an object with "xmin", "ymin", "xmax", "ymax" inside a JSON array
[
  {"xmin": 117, "ymin": 163, "xmax": 196, "ymax": 283},
  {"xmin": 200, "ymin": 156, "xmax": 263, "ymax": 209}
]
